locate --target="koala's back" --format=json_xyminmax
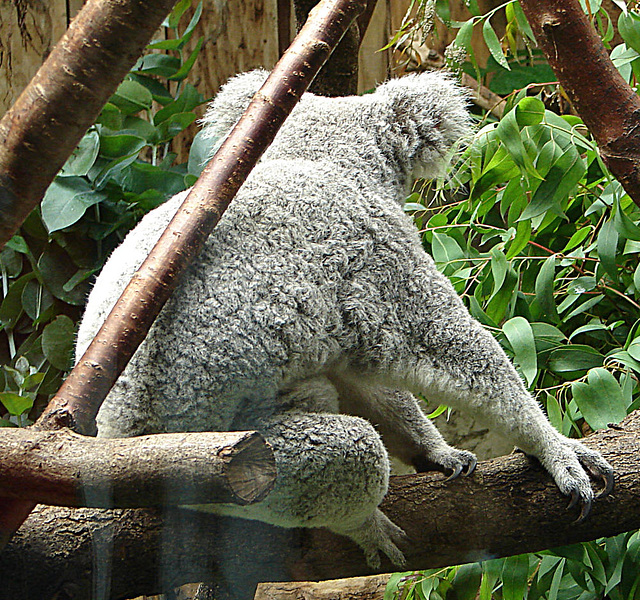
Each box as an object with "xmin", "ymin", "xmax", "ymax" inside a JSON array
[{"xmin": 79, "ymin": 155, "xmax": 432, "ymax": 437}]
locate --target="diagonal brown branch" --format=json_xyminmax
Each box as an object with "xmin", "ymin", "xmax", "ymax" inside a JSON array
[
  {"xmin": 0, "ymin": 0, "xmax": 179, "ymax": 249},
  {"xmin": 518, "ymin": 0, "xmax": 640, "ymax": 206}
]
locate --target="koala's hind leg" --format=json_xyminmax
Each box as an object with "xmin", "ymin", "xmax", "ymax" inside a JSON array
[
  {"xmin": 331, "ymin": 376, "xmax": 476, "ymax": 478},
  {"xmin": 209, "ymin": 408, "xmax": 406, "ymax": 569},
  {"xmin": 395, "ymin": 275, "xmax": 613, "ymax": 519}
]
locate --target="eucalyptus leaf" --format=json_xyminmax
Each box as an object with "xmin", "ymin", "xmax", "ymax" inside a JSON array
[
  {"xmin": 42, "ymin": 315, "xmax": 75, "ymax": 371},
  {"xmin": 503, "ymin": 316, "xmax": 538, "ymax": 386},
  {"xmin": 572, "ymin": 368, "xmax": 628, "ymax": 429}
]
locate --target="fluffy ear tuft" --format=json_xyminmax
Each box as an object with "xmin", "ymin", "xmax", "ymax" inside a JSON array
[
  {"xmin": 199, "ymin": 69, "xmax": 270, "ymax": 156},
  {"xmin": 375, "ymin": 71, "xmax": 473, "ymax": 180}
]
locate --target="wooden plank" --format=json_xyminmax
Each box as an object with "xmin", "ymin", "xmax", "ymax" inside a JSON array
[
  {"xmin": 0, "ymin": 0, "xmax": 68, "ymax": 114},
  {"xmin": 171, "ymin": 0, "xmax": 280, "ymax": 162},
  {"xmin": 358, "ymin": 0, "xmax": 391, "ymax": 91}
]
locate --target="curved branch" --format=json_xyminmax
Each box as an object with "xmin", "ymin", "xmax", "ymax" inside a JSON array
[
  {"xmin": 0, "ymin": 0, "xmax": 178, "ymax": 249},
  {"xmin": 519, "ymin": 0, "xmax": 640, "ymax": 206}
]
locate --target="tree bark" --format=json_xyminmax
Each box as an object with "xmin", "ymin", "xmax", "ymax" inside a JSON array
[
  {"xmin": 0, "ymin": 0, "xmax": 179, "ymax": 250},
  {"xmin": 0, "ymin": 428, "xmax": 275, "ymax": 507},
  {"xmin": 0, "ymin": 0, "xmax": 367, "ymax": 550},
  {"xmin": 1, "ymin": 410, "xmax": 637, "ymax": 600},
  {"xmin": 253, "ymin": 575, "xmax": 391, "ymax": 600},
  {"xmin": 519, "ymin": 0, "xmax": 640, "ymax": 207}
]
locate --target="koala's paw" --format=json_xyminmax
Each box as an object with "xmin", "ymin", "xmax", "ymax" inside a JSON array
[
  {"xmin": 332, "ymin": 509, "xmax": 408, "ymax": 570},
  {"xmin": 540, "ymin": 438, "xmax": 614, "ymax": 523},
  {"xmin": 412, "ymin": 446, "xmax": 477, "ymax": 481}
]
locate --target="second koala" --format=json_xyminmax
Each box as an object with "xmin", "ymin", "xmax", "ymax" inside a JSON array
[{"xmin": 76, "ymin": 70, "xmax": 614, "ymax": 568}]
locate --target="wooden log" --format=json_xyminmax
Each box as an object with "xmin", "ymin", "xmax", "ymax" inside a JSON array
[
  {"xmin": 254, "ymin": 575, "xmax": 391, "ymax": 600},
  {"xmin": 0, "ymin": 411, "xmax": 637, "ymax": 600},
  {"xmin": 0, "ymin": 429, "xmax": 275, "ymax": 507}
]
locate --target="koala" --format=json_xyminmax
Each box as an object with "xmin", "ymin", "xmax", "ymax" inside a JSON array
[{"xmin": 76, "ymin": 69, "xmax": 613, "ymax": 569}]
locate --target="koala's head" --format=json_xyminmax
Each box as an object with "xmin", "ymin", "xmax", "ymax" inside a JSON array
[
  {"xmin": 370, "ymin": 71, "xmax": 472, "ymax": 181},
  {"xmin": 200, "ymin": 69, "xmax": 471, "ymax": 187}
]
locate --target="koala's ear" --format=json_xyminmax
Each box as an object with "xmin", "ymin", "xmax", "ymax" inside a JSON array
[
  {"xmin": 200, "ymin": 69, "xmax": 270, "ymax": 149},
  {"xmin": 374, "ymin": 72, "xmax": 473, "ymax": 179}
]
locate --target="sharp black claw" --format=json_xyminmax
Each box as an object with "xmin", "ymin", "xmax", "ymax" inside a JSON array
[
  {"xmin": 574, "ymin": 498, "xmax": 592, "ymax": 524},
  {"xmin": 567, "ymin": 490, "xmax": 579, "ymax": 511},
  {"xmin": 596, "ymin": 470, "xmax": 615, "ymax": 498},
  {"xmin": 465, "ymin": 457, "xmax": 477, "ymax": 476},
  {"xmin": 446, "ymin": 464, "xmax": 463, "ymax": 481}
]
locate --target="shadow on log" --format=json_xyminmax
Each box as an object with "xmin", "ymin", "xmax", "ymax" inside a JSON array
[{"xmin": 1, "ymin": 410, "xmax": 639, "ymax": 600}]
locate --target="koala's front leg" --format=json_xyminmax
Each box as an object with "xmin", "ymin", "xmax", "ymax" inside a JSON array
[
  {"xmin": 403, "ymin": 276, "xmax": 614, "ymax": 520},
  {"xmin": 208, "ymin": 411, "xmax": 407, "ymax": 569},
  {"xmin": 332, "ymin": 377, "xmax": 476, "ymax": 479}
]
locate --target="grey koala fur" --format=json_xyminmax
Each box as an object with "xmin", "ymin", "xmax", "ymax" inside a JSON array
[{"xmin": 76, "ymin": 69, "xmax": 613, "ymax": 569}]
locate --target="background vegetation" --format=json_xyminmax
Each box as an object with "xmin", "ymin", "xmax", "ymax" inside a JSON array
[
  {"xmin": 1, "ymin": 0, "xmax": 639, "ymax": 597},
  {"xmin": 389, "ymin": 0, "xmax": 640, "ymax": 598}
]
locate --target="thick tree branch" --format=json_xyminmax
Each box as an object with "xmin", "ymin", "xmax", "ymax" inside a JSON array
[
  {"xmin": 0, "ymin": 429, "xmax": 275, "ymax": 507},
  {"xmin": 0, "ymin": 0, "xmax": 179, "ymax": 249},
  {"xmin": 1, "ymin": 411, "xmax": 638, "ymax": 600},
  {"xmin": 519, "ymin": 0, "xmax": 640, "ymax": 206}
]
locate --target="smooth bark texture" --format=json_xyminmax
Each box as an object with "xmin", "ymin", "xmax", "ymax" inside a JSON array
[
  {"xmin": 519, "ymin": 0, "xmax": 640, "ymax": 206},
  {"xmin": 0, "ymin": 0, "xmax": 178, "ymax": 249},
  {"xmin": 0, "ymin": 0, "xmax": 366, "ymax": 550},
  {"xmin": 0, "ymin": 429, "xmax": 275, "ymax": 507},
  {"xmin": 1, "ymin": 410, "xmax": 638, "ymax": 600}
]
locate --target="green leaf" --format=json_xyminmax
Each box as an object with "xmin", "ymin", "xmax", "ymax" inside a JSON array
[
  {"xmin": 134, "ymin": 53, "xmax": 182, "ymax": 78},
  {"xmin": 619, "ymin": 11, "xmax": 640, "ymax": 54},
  {"xmin": 505, "ymin": 219, "xmax": 531, "ymax": 259},
  {"xmin": 455, "ymin": 19, "xmax": 475, "ymax": 50},
  {"xmin": 21, "ymin": 280, "xmax": 53, "ymax": 321},
  {"xmin": 41, "ymin": 178, "xmax": 107, "ymax": 232},
  {"xmin": 99, "ymin": 133, "xmax": 146, "ymax": 159},
  {"xmin": 0, "ymin": 273, "xmax": 35, "ymax": 328},
  {"xmin": 547, "ymin": 558, "xmax": 565, "ymax": 600},
  {"xmin": 110, "ymin": 79, "xmax": 153, "ymax": 115},
  {"xmin": 613, "ymin": 197, "xmax": 640, "ymax": 241},
  {"xmin": 496, "ymin": 102, "xmax": 541, "ymax": 180},
  {"xmin": 61, "ymin": 129, "xmax": 100, "ymax": 176},
  {"xmin": 482, "ymin": 20, "xmax": 509, "ymax": 69},
  {"xmin": 597, "ymin": 219, "xmax": 619, "ymax": 279},
  {"xmin": 521, "ymin": 146, "xmax": 585, "ymax": 220},
  {"xmin": 572, "ymin": 368, "xmax": 628, "ymax": 429},
  {"xmin": 37, "ymin": 245, "xmax": 90, "ymax": 306},
  {"xmin": 169, "ymin": 36, "xmax": 204, "ymax": 81},
  {"xmin": 155, "ymin": 112, "xmax": 197, "ymax": 142},
  {"xmin": 512, "ymin": 1, "xmax": 535, "ymax": 40},
  {"xmin": 165, "ymin": 0, "xmax": 191, "ymax": 28},
  {"xmin": 503, "ymin": 316, "xmax": 538, "ymax": 387},
  {"xmin": 42, "ymin": 315, "xmax": 75, "ymax": 371},
  {"xmin": 384, "ymin": 573, "xmax": 411, "ymax": 600},
  {"xmin": 501, "ymin": 554, "xmax": 530, "ymax": 600},
  {"xmin": 515, "ymin": 97, "xmax": 545, "ymax": 126},
  {"xmin": 535, "ymin": 255, "xmax": 559, "ymax": 322},
  {"xmin": 431, "ymin": 232, "xmax": 465, "ymax": 265},
  {"xmin": 548, "ymin": 345, "xmax": 604, "ymax": 373},
  {"xmin": 0, "ymin": 392, "xmax": 33, "ymax": 416}
]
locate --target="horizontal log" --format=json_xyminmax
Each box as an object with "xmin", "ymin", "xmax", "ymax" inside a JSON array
[
  {"xmin": 1, "ymin": 411, "xmax": 638, "ymax": 599},
  {"xmin": 0, "ymin": 428, "xmax": 275, "ymax": 507},
  {"xmin": 254, "ymin": 575, "xmax": 391, "ymax": 600}
]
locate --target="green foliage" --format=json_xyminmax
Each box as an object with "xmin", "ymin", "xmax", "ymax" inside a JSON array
[
  {"xmin": 386, "ymin": 534, "xmax": 640, "ymax": 600},
  {"xmin": 0, "ymin": 2, "xmax": 206, "ymax": 427},
  {"xmin": 390, "ymin": 1, "xmax": 640, "ymax": 598}
]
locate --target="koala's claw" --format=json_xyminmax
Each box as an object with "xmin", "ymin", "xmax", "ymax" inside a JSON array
[
  {"xmin": 333, "ymin": 509, "xmax": 408, "ymax": 570},
  {"xmin": 567, "ymin": 492, "xmax": 592, "ymax": 524},
  {"xmin": 413, "ymin": 447, "xmax": 477, "ymax": 481}
]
